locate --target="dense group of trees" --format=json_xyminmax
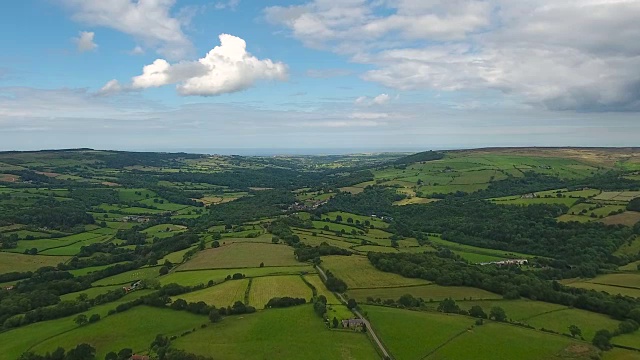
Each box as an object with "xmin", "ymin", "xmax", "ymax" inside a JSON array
[
  {"xmin": 294, "ymin": 243, "xmax": 352, "ymax": 262},
  {"xmin": 265, "ymin": 297, "xmax": 306, "ymax": 308}
]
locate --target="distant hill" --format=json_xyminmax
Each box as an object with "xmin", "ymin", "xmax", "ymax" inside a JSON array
[{"xmin": 394, "ymin": 150, "xmax": 445, "ymax": 165}]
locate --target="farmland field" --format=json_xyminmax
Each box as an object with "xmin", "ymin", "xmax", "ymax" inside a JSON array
[
  {"xmin": 178, "ymin": 243, "xmax": 299, "ymax": 270},
  {"xmin": 321, "ymin": 255, "xmax": 429, "ymax": 289},
  {"xmin": 601, "ymin": 212, "xmax": 640, "ymax": 226},
  {"xmin": 363, "ymin": 305, "xmax": 474, "ymax": 360},
  {"xmin": 248, "ymin": 275, "xmax": 313, "ymax": 308},
  {"xmin": 303, "ymin": 274, "xmax": 340, "ymax": 303},
  {"xmin": 92, "ymin": 266, "xmax": 161, "ymax": 286},
  {"xmin": 563, "ymin": 280, "xmax": 640, "ymax": 298},
  {"xmin": 0, "ymin": 252, "xmax": 69, "ymax": 274},
  {"xmin": 426, "ymin": 322, "xmax": 590, "ymax": 360},
  {"xmin": 174, "ymin": 279, "xmax": 249, "ymax": 307},
  {"xmin": 29, "ymin": 306, "xmax": 207, "ymax": 359},
  {"xmin": 161, "ymin": 265, "xmax": 314, "ymax": 286},
  {"xmin": 348, "ymin": 284, "xmax": 501, "ymax": 302},
  {"xmin": 173, "ymin": 305, "xmax": 378, "ymax": 360},
  {"xmin": 525, "ymin": 308, "xmax": 620, "ymax": 341}
]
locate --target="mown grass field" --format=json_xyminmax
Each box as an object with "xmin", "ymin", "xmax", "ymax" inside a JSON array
[
  {"xmin": 363, "ymin": 305, "xmax": 474, "ymax": 360},
  {"xmin": 178, "ymin": 243, "xmax": 299, "ymax": 271},
  {"xmin": 563, "ymin": 280, "xmax": 640, "ymax": 298},
  {"xmin": 249, "ymin": 275, "xmax": 313, "ymax": 308},
  {"xmin": 586, "ymin": 273, "xmax": 640, "ymax": 288},
  {"xmin": 426, "ymin": 322, "xmax": 590, "ymax": 360},
  {"xmin": 30, "ymin": 306, "xmax": 207, "ymax": 359},
  {"xmin": 161, "ymin": 245, "xmax": 197, "ymax": 264},
  {"xmin": 68, "ymin": 262, "xmax": 131, "ymax": 277},
  {"xmin": 428, "ymin": 235, "xmax": 536, "ymax": 260},
  {"xmin": 174, "ymin": 279, "xmax": 249, "ymax": 307},
  {"xmin": 92, "ymin": 266, "xmax": 160, "ymax": 286},
  {"xmin": 491, "ymin": 196, "xmax": 578, "ymax": 207},
  {"xmin": 348, "ymin": 284, "xmax": 501, "ymax": 302},
  {"xmin": 321, "ymin": 255, "xmax": 429, "ymax": 289},
  {"xmin": 604, "ymin": 348, "xmax": 640, "ymax": 360},
  {"xmin": 0, "ymin": 251, "xmax": 69, "ymax": 274},
  {"xmin": 612, "ymin": 330, "xmax": 640, "ymax": 351},
  {"xmin": 173, "ymin": 305, "xmax": 378, "ymax": 360},
  {"xmin": 59, "ymin": 285, "xmax": 124, "ymax": 302},
  {"xmin": 161, "ymin": 265, "xmax": 314, "ymax": 286},
  {"xmin": 602, "ymin": 212, "xmax": 640, "ymax": 226},
  {"xmin": 450, "ymin": 299, "xmax": 565, "ymax": 321},
  {"xmin": 525, "ymin": 308, "xmax": 620, "ymax": 341}
]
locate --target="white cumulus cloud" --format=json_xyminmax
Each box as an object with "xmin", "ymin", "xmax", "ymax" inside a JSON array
[
  {"xmin": 109, "ymin": 34, "xmax": 288, "ymax": 96},
  {"xmin": 74, "ymin": 31, "xmax": 97, "ymax": 52},
  {"xmin": 355, "ymin": 93, "xmax": 392, "ymax": 106}
]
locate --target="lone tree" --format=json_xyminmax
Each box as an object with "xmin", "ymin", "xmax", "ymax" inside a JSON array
[
  {"xmin": 469, "ymin": 305, "xmax": 488, "ymax": 319},
  {"xmin": 347, "ymin": 298, "xmax": 357, "ymax": 310},
  {"xmin": 437, "ymin": 298, "xmax": 460, "ymax": 314},
  {"xmin": 592, "ymin": 329, "xmax": 613, "ymax": 350},
  {"xmin": 212, "ymin": 240, "xmax": 220, "ymax": 248},
  {"xmin": 209, "ymin": 309, "xmax": 222, "ymax": 323},
  {"xmin": 73, "ymin": 314, "xmax": 88, "ymax": 326},
  {"xmin": 569, "ymin": 325, "xmax": 582, "ymax": 338},
  {"xmin": 489, "ymin": 307, "xmax": 507, "ymax": 322}
]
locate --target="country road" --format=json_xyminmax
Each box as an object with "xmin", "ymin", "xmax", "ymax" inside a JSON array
[{"xmin": 315, "ymin": 265, "xmax": 392, "ymax": 360}]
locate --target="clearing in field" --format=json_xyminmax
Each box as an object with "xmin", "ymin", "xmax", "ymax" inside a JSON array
[
  {"xmin": 161, "ymin": 265, "xmax": 314, "ymax": 286},
  {"xmin": 249, "ymin": 275, "xmax": 313, "ymax": 308},
  {"xmin": 178, "ymin": 242, "xmax": 299, "ymax": 271},
  {"xmin": 0, "ymin": 252, "xmax": 69, "ymax": 274},
  {"xmin": 321, "ymin": 255, "xmax": 430, "ymax": 289},
  {"xmin": 348, "ymin": 284, "xmax": 501, "ymax": 303},
  {"xmin": 173, "ymin": 305, "xmax": 378, "ymax": 360},
  {"xmin": 174, "ymin": 279, "xmax": 249, "ymax": 307}
]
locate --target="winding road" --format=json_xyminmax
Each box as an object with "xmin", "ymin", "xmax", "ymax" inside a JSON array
[{"xmin": 315, "ymin": 265, "xmax": 392, "ymax": 360}]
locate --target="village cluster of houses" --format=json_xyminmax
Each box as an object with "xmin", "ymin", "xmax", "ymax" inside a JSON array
[
  {"xmin": 122, "ymin": 215, "xmax": 150, "ymax": 223},
  {"xmin": 288, "ymin": 199, "xmax": 329, "ymax": 211},
  {"xmin": 478, "ymin": 259, "xmax": 529, "ymax": 266}
]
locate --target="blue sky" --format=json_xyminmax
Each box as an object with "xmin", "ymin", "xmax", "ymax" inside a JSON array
[{"xmin": 0, "ymin": 0, "xmax": 638, "ymax": 153}]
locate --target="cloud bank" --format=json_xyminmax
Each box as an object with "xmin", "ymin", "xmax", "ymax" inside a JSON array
[
  {"xmin": 266, "ymin": 0, "xmax": 640, "ymax": 112},
  {"xmin": 62, "ymin": 0, "xmax": 192, "ymax": 59},
  {"xmin": 73, "ymin": 31, "xmax": 97, "ymax": 52}
]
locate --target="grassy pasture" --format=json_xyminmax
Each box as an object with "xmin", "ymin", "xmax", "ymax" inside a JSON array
[
  {"xmin": 363, "ymin": 305, "xmax": 474, "ymax": 360},
  {"xmin": 392, "ymin": 197, "xmax": 437, "ymax": 206},
  {"xmin": 249, "ymin": 275, "xmax": 313, "ymax": 308},
  {"xmin": 564, "ymin": 281, "xmax": 640, "ymax": 298},
  {"xmin": 613, "ymin": 331, "xmax": 640, "ymax": 351},
  {"xmin": 68, "ymin": 262, "xmax": 132, "ymax": 277},
  {"xmin": 162, "ymin": 266, "xmax": 314, "ymax": 286},
  {"xmin": 0, "ymin": 252, "xmax": 69, "ymax": 274},
  {"xmin": 303, "ymin": 275, "xmax": 340, "ymax": 304},
  {"xmin": 324, "ymin": 211, "xmax": 389, "ymax": 228},
  {"xmin": 428, "ymin": 235, "xmax": 536, "ymax": 259},
  {"xmin": 348, "ymin": 285, "xmax": 501, "ymax": 303},
  {"xmin": 297, "ymin": 232, "xmax": 357, "ymax": 250},
  {"xmin": 604, "ymin": 348, "xmax": 640, "ymax": 360},
  {"xmin": 175, "ymin": 279, "xmax": 249, "ymax": 307},
  {"xmin": 525, "ymin": 308, "xmax": 620, "ymax": 341},
  {"xmin": 9, "ymin": 231, "xmax": 110, "ymax": 255},
  {"xmin": 173, "ymin": 305, "xmax": 378, "ymax": 360},
  {"xmin": 584, "ymin": 273, "xmax": 640, "ymax": 289},
  {"xmin": 59, "ymin": 285, "xmax": 124, "ymax": 302},
  {"xmin": 453, "ymin": 251, "xmax": 508, "ymax": 263},
  {"xmin": 321, "ymin": 255, "xmax": 429, "ymax": 289},
  {"xmin": 179, "ymin": 243, "xmax": 299, "ymax": 271},
  {"xmin": 620, "ymin": 260, "xmax": 640, "ymax": 271},
  {"xmin": 452, "ymin": 299, "xmax": 565, "ymax": 321},
  {"xmin": 30, "ymin": 306, "xmax": 206, "ymax": 359},
  {"xmin": 92, "ymin": 266, "xmax": 160, "ymax": 286},
  {"xmin": 352, "ymin": 245, "xmax": 399, "ymax": 253},
  {"xmin": 595, "ymin": 191, "xmax": 640, "ymax": 202},
  {"xmin": 142, "ymin": 224, "xmax": 187, "ymax": 239},
  {"xmin": 161, "ymin": 245, "xmax": 197, "ymax": 264},
  {"xmin": 491, "ymin": 197, "xmax": 578, "ymax": 207},
  {"xmin": 39, "ymin": 234, "xmax": 112, "ymax": 256},
  {"xmin": 602, "ymin": 212, "xmax": 640, "ymax": 226},
  {"xmin": 427, "ymin": 322, "xmax": 589, "ymax": 360}
]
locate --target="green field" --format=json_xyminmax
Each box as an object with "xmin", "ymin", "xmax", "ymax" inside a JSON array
[
  {"xmin": 491, "ymin": 196, "xmax": 578, "ymax": 207},
  {"xmin": 249, "ymin": 275, "xmax": 313, "ymax": 308},
  {"xmin": 162, "ymin": 265, "xmax": 315, "ymax": 286},
  {"xmin": 348, "ymin": 284, "xmax": 501, "ymax": 302},
  {"xmin": 564, "ymin": 279, "xmax": 640, "ymax": 298},
  {"xmin": 426, "ymin": 322, "xmax": 590, "ymax": 360},
  {"xmin": 92, "ymin": 266, "xmax": 161, "ymax": 286},
  {"xmin": 451, "ymin": 299, "xmax": 565, "ymax": 321},
  {"xmin": 612, "ymin": 330, "xmax": 640, "ymax": 350},
  {"xmin": 142, "ymin": 224, "xmax": 187, "ymax": 239},
  {"xmin": 178, "ymin": 243, "xmax": 299, "ymax": 271},
  {"xmin": 68, "ymin": 262, "xmax": 131, "ymax": 277},
  {"xmin": 525, "ymin": 308, "xmax": 620, "ymax": 341},
  {"xmin": 303, "ymin": 274, "xmax": 340, "ymax": 304},
  {"xmin": 428, "ymin": 235, "xmax": 536, "ymax": 260},
  {"xmin": 363, "ymin": 305, "xmax": 474, "ymax": 360},
  {"xmin": 173, "ymin": 305, "xmax": 378, "ymax": 360},
  {"xmin": 30, "ymin": 306, "xmax": 207, "ymax": 359},
  {"xmin": 0, "ymin": 251, "xmax": 69, "ymax": 274},
  {"xmin": 174, "ymin": 279, "xmax": 249, "ymax": 307},
  {"xmin": 321, "ymin": 255, "xmax": 429, "ymax": 289}
]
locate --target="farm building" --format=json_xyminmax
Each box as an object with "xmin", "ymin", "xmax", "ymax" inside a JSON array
[
  {"xmin": 342, "ymin": 318, "xmax": 365, "ymax": 328},
  {"xmin": 479, "ymin": 259, "xmax": 528, "ymax": 266}
]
